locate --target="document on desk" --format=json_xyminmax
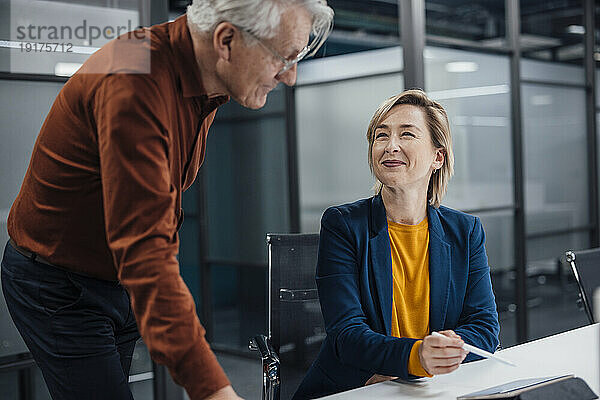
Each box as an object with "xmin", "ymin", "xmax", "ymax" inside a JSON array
[{"xmin": 456, "ymin": 375, "xmax": 574, "ymax": 399}]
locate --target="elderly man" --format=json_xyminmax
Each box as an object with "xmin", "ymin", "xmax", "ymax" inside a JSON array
[{"xmin": 1, "ymin": 1, "xmax": 333, "ymax": 399}]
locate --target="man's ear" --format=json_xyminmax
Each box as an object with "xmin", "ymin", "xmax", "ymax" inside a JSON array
[{"xmin": 213, "ymin": 22, "xmax": 236, "ymax": 61}]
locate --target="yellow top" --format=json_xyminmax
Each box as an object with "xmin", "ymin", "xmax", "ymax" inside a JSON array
[{"xmin": 388, "ymin": 217, "xmax": 432, "ymax": 377}]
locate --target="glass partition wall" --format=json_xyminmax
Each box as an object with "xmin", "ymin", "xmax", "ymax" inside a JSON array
[
  {"xmin": 424, "ymin": 46, "xmax": 518, "ymax": 345},
  {"xmin": 291, "ymin": 0, "xmax": 599, "ymax": 348},
  {"xmin": 0, "ymin": 79, "xmax": 63, "ymax": 400},
  {"xmin": 519, "ymin": 0, "xmax": 595, "ymax": 340},
  {"xmin": 295, "ymin": 47, "xmax": 405, "ymax": 232}
]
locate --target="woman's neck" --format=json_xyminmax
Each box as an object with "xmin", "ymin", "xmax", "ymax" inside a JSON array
[{"xmin": 381, "ymin": 185, "xmax": 428, "ymax": 225}]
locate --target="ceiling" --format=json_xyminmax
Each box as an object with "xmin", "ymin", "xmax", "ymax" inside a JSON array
[{"xmin": 168, "ymin": 0, "xmax": 600, "ymax": 64}]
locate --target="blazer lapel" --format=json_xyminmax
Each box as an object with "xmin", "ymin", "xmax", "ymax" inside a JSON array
[
  {"xmin": 369, "ymin": 195, "xmax": 392, "ymax": 335},
  {"xmin": 427, "ymin": 206, "xmax": 451, "ymax": 332}
]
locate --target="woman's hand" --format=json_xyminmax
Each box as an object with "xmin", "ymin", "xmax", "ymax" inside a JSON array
[
  {"xmin": 364, "ymin": 374, "xmax": 398, "ymax": 386},
  {"xmin": 419, "ymin": 330, "xmax": 468, "ymax": 376}
]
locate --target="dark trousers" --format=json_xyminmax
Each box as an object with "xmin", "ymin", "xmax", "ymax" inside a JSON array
[{"xmin": 1, "ymin": 241, "xmax": 140, "ymax": 400}]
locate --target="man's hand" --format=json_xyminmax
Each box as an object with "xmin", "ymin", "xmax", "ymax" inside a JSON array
[
  {"xmin": 418, "ymin": 330, "xmax": 468, "ymax": 376},
  {"xmin": 364, "ymin": 374, "xmax": 398, "ymax": 386},
  {"xmin": 204, "ymin": 385, "xmax": 244, "ymax": 400}
]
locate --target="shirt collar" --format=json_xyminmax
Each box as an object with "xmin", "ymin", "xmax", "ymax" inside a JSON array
[{"xmin": 168, "ymin": 14, "xmax": 229, "ymax": 104}]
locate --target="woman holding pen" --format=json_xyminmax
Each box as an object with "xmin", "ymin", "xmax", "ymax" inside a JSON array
[{"xmin": 293, "ymin": 89, "xmax": 500, "ymax": 400}]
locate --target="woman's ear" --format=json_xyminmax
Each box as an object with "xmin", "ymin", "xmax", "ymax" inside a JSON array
[
  {"xmin": 433, "ymin": 148, "xmax": 445, "ymax": 170},
  {"xmin": 213, "ymin": 22, "xmax": 236, "ymax": 61}
]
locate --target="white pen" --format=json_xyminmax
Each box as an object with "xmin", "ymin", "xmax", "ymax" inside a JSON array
[{"xmin": 431, "ymin": 331, "xmax": 517, "ymax": 367}]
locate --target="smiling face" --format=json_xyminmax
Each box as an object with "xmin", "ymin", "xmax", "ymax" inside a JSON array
[
  {"xmin": 371, "ymin": 104, "xmax": 445, "ymax": 195},
  {"xmin": 217, "ymin": 6, "xmax": 312, "ymax": 109}
]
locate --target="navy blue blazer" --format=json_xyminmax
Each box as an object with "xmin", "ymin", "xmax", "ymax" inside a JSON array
[{"xmin": 293, "ymin": 195, "xmax": 500, "ymax": 400}]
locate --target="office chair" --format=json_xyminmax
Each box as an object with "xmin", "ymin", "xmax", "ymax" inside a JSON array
[
  {"xmin": 250, "ymin": 233, "xmax": 324, "ymax": 400},
  {"xmin": 565, "ymin": 248, "xmax": 600, "ymax": 324}
]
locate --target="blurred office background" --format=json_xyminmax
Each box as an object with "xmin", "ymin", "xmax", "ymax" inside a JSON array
[{"xmin": 1, "ymin": 0, "xmax": 599, "ymax": 398}]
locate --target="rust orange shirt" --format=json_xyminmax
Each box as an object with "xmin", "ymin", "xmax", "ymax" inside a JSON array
[{"xmin": 7, "ymin": 15, "xmax": 230, "ymax": 399}]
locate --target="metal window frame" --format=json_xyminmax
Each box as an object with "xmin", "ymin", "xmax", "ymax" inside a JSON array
[
  {"xmin": 0, "ymin": 354, "xmax": 35, "ymax": 400},
  {"xmin": 520, "ymin": 79, "xmax": 587, "ymax": 89},
  {"xmin": 506, "ymin": 0, "xmax": 528, "ymax": 343},
  {"xmin": 526, "ymin": 226, "xmax": 595, "ymax": 240},
  {"xmin": 0, "ymin": 355, "xmax": 35, "ymax": 373},
  {"xmin": 583, "ymin": 0, "xmax": 598, "ymax": 247},
  {"xmin": 294, "ymin": 69, "xmax": 404, "ymax": 88},
  {"xmin": 399, "ymin": 0, "xmax": 425, "ymax": 89},
  {"xmin": 286, "ymin": 85, "xmax": 301, "ymax": 233},
  {"xmin": 0, "ymin": 72, "xmax": 68, "ymax": 83}
]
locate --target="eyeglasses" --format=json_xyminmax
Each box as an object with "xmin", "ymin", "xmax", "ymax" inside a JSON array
[{"xmin": 240, "ymin": 28, "xmax": 311, "ymax": 76}]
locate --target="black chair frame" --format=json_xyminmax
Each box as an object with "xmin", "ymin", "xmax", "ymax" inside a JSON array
[
  {"xmin": 250, "ymin": 233, "xmax": 321, "ymax": 400},
  {"xmin": 565, "ymin": 249, "xmax": 598, "ymax": 324}
]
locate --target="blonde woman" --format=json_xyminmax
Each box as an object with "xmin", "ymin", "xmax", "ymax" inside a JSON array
[{"xmin": 293, "ymin": 89, "xmax": 500, "ymax": 399}]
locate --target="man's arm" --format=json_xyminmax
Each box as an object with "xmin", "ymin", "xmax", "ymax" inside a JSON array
[{"xmin": 94, "ymin": 74, "xmax": 234, "ymax": 399}]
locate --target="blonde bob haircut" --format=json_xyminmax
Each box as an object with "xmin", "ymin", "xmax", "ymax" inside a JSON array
[{"xmin": 366, "ymin": 89, "xmax": 454, "ymax": 208}]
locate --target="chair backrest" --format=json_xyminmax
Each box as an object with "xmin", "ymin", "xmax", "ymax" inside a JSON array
[
  {"xmin": 565, "ymin": 248, "xmax": 600, "ymax": 324},
  {"xmin": 267, "ymin": 233, "xmax": 324, "ymax": 400}
]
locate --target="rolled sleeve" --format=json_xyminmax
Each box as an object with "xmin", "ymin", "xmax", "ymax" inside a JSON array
[{"xmin": 407, "ymin": 341, "xmax": 431, "ymax": 377}]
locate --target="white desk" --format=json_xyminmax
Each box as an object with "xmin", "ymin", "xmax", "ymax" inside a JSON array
[{"xmin": 319, "ymin": 324, "xmax": 599, "ymax": 399}]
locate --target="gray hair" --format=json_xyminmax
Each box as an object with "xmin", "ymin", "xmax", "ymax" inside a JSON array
[{"xmin": 187, "ymin": 0, "xmax": 333, "ymax": 57}]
